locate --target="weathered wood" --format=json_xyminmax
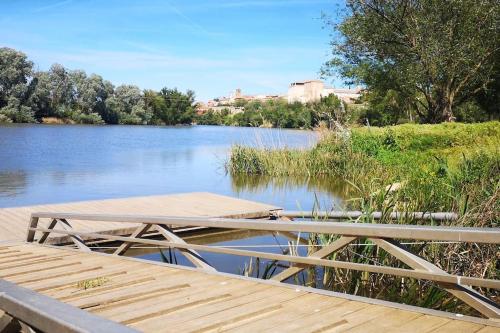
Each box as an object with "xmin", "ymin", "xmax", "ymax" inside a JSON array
[
  {"xmin": 30, "ymin": 212, "xmax": 500, "ymax": 243},
  {"xmin": 28, "ymin": 227, "xmax": 500, "ymax": 290},
  {"xmin": 0, "ymin": 244, "xmax": 498, "ymax": 332},
  {"xmin": 0, "ymin": 279, "xmax": 139, "ymax": 333},
  {"xmin": 1, "ymin": 193, "xmax": 280, "ymax": 243},
  {"xmin": 271, "ymin": 236, "xmax": 357, "ymax": 281},
  {"xmin": 113, "ymin": 223, "xmax": 152, "ymax": 256},
  {"xmin": 38, "ymin": 219, "xmax": 59, "ymax": 244},
  {"xmin": 25, "ymin": 217, "xmax": 39, "ymax": 242},
  {"xmin": 155, "ymin": 224, "xmax": 216, "ymax": 272},
  {"xmin": 57, "ymin": 219, "xmax": 91, "ymax": 252},
  {"xmin": 370, "ymin": 238, "xmax": 500, "ymax": 319},
  {"xmin": 281, "ymin": 210, "xmax": 459, "ymax": 221}
]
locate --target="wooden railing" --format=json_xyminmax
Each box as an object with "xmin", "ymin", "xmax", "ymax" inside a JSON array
[
  {"xmin": 0, "ymin": 279, "xmax": 138, "ymax": 333},
  {"xmin": 27, "ymin": 212, "xmax": 500, "ymax": 319}
]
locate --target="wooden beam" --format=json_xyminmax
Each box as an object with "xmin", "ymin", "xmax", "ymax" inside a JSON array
[
  {"xmin": 25, "ymin": 217, "xmax": 39, "ymax": 242},
  {"xmin": 113, "ymin": 223, "xmax": 152, "ymax": 256},
  {"xmin": 38, "ymin": 219, "xmax": 58, "ymax": 244},
  {"xmin": 370, "ymin": 238, "xmax": 500, "ymax": 319},
  {"xmin": 29, "ymin": 213, "xmax": 500, "ymax": 244},
  {"xmin": 0, "ymin": 279, "xmax": 139, "ymax": 333},
  {"xmin": 271, "ymin": 236, "xmax": 357, "ymax": 282},
  {"xmin": 281, "ymin": 211, "xmax": 459, "ymax": 221},
  {"xmin": 57, "ymin": 219, "xmax": 91, "ymax": 252},
  {"xmin": 155, "ymin": 224, "xmax": 216, "ymax": 272},
  {"xmin": 29, "ymin": 227, "xmax": 500, "ymax": 290}
]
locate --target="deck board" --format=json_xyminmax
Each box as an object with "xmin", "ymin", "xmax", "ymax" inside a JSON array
[
  {"xmin": 0, "ymin": 192, "xmax": 280, "ymax": 242},
  {"xmin": 0, "ymin": 243, "xmax": 497, "ymax": 333}
]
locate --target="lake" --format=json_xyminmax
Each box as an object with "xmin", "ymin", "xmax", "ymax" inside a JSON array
[
  {"xmin": 0, "ymin": 123, "xmax": 348, "ymax": 278},
  {"xmin": 0, "ymin": 124, "xmax": 347, "ymax": 210}
]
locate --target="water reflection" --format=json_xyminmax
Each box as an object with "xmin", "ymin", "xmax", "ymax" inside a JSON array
[
  {"xmin": 0, "ymin": 124, "xmax": 336, "ymax": 210},
  {"xmin": 0, "ymin": 171, "xmax": 27, "ymax": 197},
  {"xmin": 231, "ymin": 174, "xmax": 354, "ymax": 203}
]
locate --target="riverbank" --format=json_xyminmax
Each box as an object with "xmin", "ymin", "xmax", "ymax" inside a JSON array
[
  {"xmin": 228, "ymin": 121, "xmax": 499, "ymax": 314},
  {"xmin": 228, "ymin": 121, "xmax": 500, "ymax": 225}
]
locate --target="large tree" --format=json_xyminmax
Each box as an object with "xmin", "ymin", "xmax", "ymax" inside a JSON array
[
  {"xmin": 323, "ymin": 0, "xmax": 500, "ymax": 123},
  {"xmin": 0, "ymin": 47, "xmax": 36, "ymax": 122}
]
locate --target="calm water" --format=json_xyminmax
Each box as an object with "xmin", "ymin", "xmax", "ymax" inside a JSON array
[
  {"xmin": 0, "ymin": 124, "xmax": 347, "ymax": 210},
  {"xmin": 0, "ymin": 123, "xmax": 348, "ymax": 277}
]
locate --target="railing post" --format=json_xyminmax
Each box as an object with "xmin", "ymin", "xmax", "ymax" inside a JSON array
[{"xmin": 26, "ymin": 216, "xmax": 39, "ymax": 242}]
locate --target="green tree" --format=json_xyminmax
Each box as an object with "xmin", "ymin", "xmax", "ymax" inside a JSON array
[
  {"xmin": 311, "ymin": 94, "xmax": 345, "ymax": 128},
  {"xmin": 0, "ymin": 47, "xmax": 36, "ymax": 122},
  {"xmin": 106, "ymin": 85, "xmax": 151, "ymax": 125},
  {"xmin": 47, "ymin": 64, "xmax": 74, "ymax": 115},
  {"xmin": 151, "ymin": 88, "xmax": 195, "ymax": 125},
  {"xmin": 323, "ymin": 0, "xmax": 500, "ymax": 123}
]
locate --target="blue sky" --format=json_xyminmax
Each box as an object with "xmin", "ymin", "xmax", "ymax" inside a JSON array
[{"xmin": 1, "ymin": 0, "xmax": 345, "ymax": 101}]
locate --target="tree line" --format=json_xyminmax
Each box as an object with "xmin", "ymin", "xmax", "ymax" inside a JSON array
[
  {"xmin": 196, "ymin": 95, "xmax": 347, "ymax": 129},
  {"xmin": 0, "ymin": 47, "xmax": 195, "ymax": 125}
]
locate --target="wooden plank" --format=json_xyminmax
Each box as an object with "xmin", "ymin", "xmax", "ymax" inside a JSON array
[
  {"xmin": 282, "ymin": 210, "xmax": 459, "ymax": 221},
  {"xmin": 0, "ymin": 279, "xmax": 139, "ymax": 333},
  {"xmin": 271, "ymin": 236, "xmax": 356, "ymax": 281},
  {"xmin": 224, "ymin": 293, "xmax": 349, "ymax": 332},
  {"xmin": 385, "ymin": 315, "xmax": 451, "ymax": 333},
  {"xmin": 258, "ymin": 299, "xmax": 370, "ymax": 332},
  {"xmin": 0, "ymin": 193, "xmax": 280, "ymax": 242},
  {"xmin": 0, "ymin": 244, "xmax": 497, "ymax": 333},
  {"xmin": 371, "ymin": 238, "xmax": 500, "ymax": 319},
  {"xmin": 432, "ymin": 320, "xmax": 486, "ymax": 333},
  {"xmin": 30, "ymin": 227, "xmax": 500, "ymax": 290},
  {"xmin": 133, "ymin": 284, "xmax": 276, "ymax": 331},
  {"xmin": 31, "ymin": 212, "xmax": 500, "ymax": 243}
]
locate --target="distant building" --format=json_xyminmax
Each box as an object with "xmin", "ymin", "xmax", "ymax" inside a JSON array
[
  {"xmin": 287, "ymin": 80, "xmax": 361, "ymax": 104},
  {"xmin": 228, "ymin": 88, "xmax": 285, "ymax": 104},
  {"xmin": 287, "ymin": 80, "xmax": 325, "ymax": 104}
]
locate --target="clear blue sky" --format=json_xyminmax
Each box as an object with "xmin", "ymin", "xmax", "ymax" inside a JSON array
[{"xmin": 0, "ymin": 0, "xmax": 345, "ymax": 101}]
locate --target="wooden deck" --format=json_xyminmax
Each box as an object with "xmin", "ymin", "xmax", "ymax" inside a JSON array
[
  {"xmin": 0, "ymin": 192, "xmax": 280, "ymax": 242},
  {"xmin": 0, "ymin": 243, "xmax": 498, "ymax": 333}
]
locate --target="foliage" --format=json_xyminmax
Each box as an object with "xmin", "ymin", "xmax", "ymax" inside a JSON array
[
  {"xmin": 194, "ymin": 98, "xmax": 343, "ymax": 129},
  {"xmin": 0, "ymin": 47, "xmax": 195, "ymax": 126},
  {"xmin": 229, "ymin": 121, "xmax": 500, "ymax": 314},
  {"xmin": 323, "ymin": 0, "xmax": 500, "ymax": 123},
  {"xmin": 229, "ymin": 122, "xmax": 500, "ymax": 214}
]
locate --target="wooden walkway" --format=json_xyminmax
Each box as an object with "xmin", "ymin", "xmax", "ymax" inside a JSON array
[
  {"xmin": 0, "ymin": 243, "xmax": 498, "ymax": 333},
  {"xmin": 0, "ymin": 192, "xmax": 279, "ymax": 242}
]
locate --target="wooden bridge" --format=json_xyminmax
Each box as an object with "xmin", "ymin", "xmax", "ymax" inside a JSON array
[{"xmin": 0, "ymin": 193, "xmax": 498, "ymax": 332}]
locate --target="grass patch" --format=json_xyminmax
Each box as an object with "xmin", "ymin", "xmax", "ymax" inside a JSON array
[{"xmin": 76, "ymin": 277, "xmax": 109, "ymax": 290}]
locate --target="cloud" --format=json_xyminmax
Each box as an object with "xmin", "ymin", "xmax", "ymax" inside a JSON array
[{"xmin": 32, "ymin": 0, "xmax": 73, "ymax": 13}]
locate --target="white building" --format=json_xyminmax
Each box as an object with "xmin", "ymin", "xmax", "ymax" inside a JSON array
[{"xmin": 287, "ymin": 80, "xmax": 361, "ymax": 104}]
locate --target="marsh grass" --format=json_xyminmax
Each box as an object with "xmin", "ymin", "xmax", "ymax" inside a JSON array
[
  {"xmin": 228, "ymin": 121, "xmax": 500, "ymax": 219},
  {"xmin": 229, "ymin": 121, "xmax": 499, "ymax": 316}
]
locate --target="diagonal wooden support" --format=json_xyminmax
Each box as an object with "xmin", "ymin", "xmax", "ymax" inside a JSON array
[
  {"xmin": 26, "ymin": 216, "xmax": 39, "ymax": 242},
  {"xmin": 114, "ymin": 223, "xmax": 152, "ymax": 256},
  {"xmin": 155, "ymin": 224, "xmax": 216, "ymax": 272},
  {"xmin": 370, "ymin": 238, "xmax": 500, "ymax": 319},
  {"xmin": 271, "ymin": 236, "xmax": 357, "ymax": 282},
  {"xmin": 37, "ymin": 219, "xmax": 58, "ymax": 244},
  {"xmin": 57, "ymin": 219, "xmax": 91, "ymax": 252}
]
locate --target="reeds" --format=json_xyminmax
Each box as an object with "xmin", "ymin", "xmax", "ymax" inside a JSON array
[{"xmin": 229, "ymin": 121, "xmax": 500, "ymax": 315}]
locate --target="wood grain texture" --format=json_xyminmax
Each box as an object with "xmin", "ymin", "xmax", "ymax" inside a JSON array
[
  {"xmin": 0, "ymin": 243, "xmax": 497, "ymax": 333},
  {"xmin": 0, "ymin": 192, "xmax": 280, "ymax": 242}
]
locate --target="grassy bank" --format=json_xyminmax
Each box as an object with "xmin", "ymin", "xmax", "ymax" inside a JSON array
[
  {"xmin": 229, "ymin": 121, "xmax": 499, "ymax": 315},
  {"xmin": 229, "ymin": 122, "xmax": 500, "ymax": 223}
]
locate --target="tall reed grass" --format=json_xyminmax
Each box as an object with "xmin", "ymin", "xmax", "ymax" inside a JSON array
[{"xmin": 229, "ymin": 122, "xmax": 499, "ymax": 316}]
